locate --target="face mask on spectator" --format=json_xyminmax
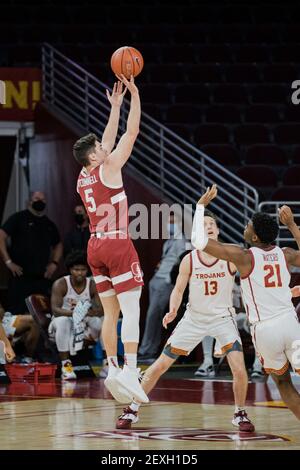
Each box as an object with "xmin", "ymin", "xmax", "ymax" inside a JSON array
[
  {"xmin": 75, "ymin": 214, "xmax": 85, "ymax": 225},
  {"xmin": 167, "ymin": 223, "xmax": 179, "ymax": 237},
  {"xmin": 32, "ymin": 200, "xmax": 46, "ymax": 212}
]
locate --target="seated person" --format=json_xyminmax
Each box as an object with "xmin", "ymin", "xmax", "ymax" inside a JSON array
[
  {"xmin": 0, "ymin": 303, "xmax": 40, "ymax": 362},
  {"xmin": 49, "ymin": 250, "xmax": 103, "ymax": 380},
  {"xmin": 0, "ymin": 321, "xmax": 15, "ymax": 364}
]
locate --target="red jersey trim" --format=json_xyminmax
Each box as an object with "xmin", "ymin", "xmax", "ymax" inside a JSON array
[
  {"xmin": 240, "ymin": 249, "xmax": 255, "ymax": 280},
  {"xmin": 197, "ymin": 250, "xmax": 219, "ymax": 267},
  {"xmin": 189, "ymin": 252, "xmax": 193, "ymax": 275},
  {"xmin": 248, "ymin": 277, "xmax": 261, "ymax": 321},
  {"xmin": 227, "ymin": 261, "xmax": 236, "ymax": 276}
]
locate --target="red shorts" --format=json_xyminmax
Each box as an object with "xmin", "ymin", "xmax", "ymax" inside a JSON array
[{"xmin": 87, "ymin": 235, "xmax": 144, "ymax": 295}]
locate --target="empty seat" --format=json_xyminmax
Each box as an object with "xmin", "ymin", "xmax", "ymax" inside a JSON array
[
  {"xmin": 175, "ymin": 85, "xmax": 210, "ymax": 104},
  {"xmin": 143, "ymin": 104, "xmax": 165, "ymax": 121},
  {"xmin": 134, "ymin": 25, "xmax": 172, "ymax": 44},
  {"xmin": 274, "ymin": 124, "xmax": 300, "ymax": 144},
  {"xmin": 244, "ymin": 26, "xmax": 281, "ymax": 44},
  {"xmin": 224, "ymin": 64, "xmax": 261, "ymax": 83},
  {"xmin": 283, "ymin": 166, "xmax": 300, "ymax": 186},
  {"xmin": 245, "ymin": 145, "xmax": 287, "ymax": 165},
  {"xmin": 271, "ymin": 186, "xmax": 300, "ymax": 201},
  {"xmin": 236, "ymin": 165, "xmax": 278, "ymax": 187},
  {"xmin": 167, "ymin": 124, "xmax": 192, "ymax": 141},
  {"xmin": 244, "ymin": 105, "xmax": 282, "ymax": 123},
  {"xmin": 140, "ymin": 84, "xmax": 171, "ymax": 104},
  {"xmin": 234, "ymin": 45, "xmax": 269, "ymax": 63},
  {"xmin": 213, "ymin": 84, "xmax": 247, "ymax": 104},
  {"xmin": 208, "ymin": 27, "xmax": 245, "ymax": 44},
  {"xmin": 252, "ymin": 5, "xmax": 288, "ymax": 22},
  {"xmin": 284, "ymin": 106, "xmax": 300, "ymax": 122},
  {"xmin": 194, "ymin": 125, "xmax": 229, "ymax": 145},
  {"xmin": 291, "ymin": 147, "xmax": 300, "ymax": 164},
  {"xmin": 201, "ymin": 144, "xmax": 240, "ymax": 165},
  {"xmin": 166, "ymin": 105, "xmax": 200, "ymax": 123},
  {"xmin": 148, "ymin": 64, "xmax": 186, "ymax": 83},
  {"xmin": 186, "ymin": 65, "xmax": 223, "ymax": 83},
  {"xmin": 251, "ymin": 85, "xmax": 287, "ymax": 104},
  {"xmin": 263, "ymin": 64, "xmax": 297, "ymax": 83},
  {"xmin": 162, "ymin": 45, "xmax": 197, "ymax": 63},
  {"xmin": 173, "ymin": 26, "xmax": 206, "ymax": 44},
  {"xmin": 234, "ymin": 124, "xmax": 270, "ymax": 145},
  {"xmin": 271, "ymin": 45, "xmax": 300, "ymax": 63},
  {"xmin": 197, "ymin": 45, "xmax": 233, "ymax": 63},
  {"xmin": 206, "ymin": 106, "xmax": 241, "ymax": 123}
]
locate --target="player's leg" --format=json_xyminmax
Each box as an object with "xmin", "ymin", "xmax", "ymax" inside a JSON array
[
  {"xmin": 99, "ymin": 292, "xmax": 120, "ymax": 365},
  {"xmin": 194, "ymin": 336, "xmax": 215, "ymax": 377},
  {"xmin": 116, "ymin": 351, "xmax": 176, "ymax": 429},
  {"xmin": 117, "ymin": 309, "xmax": 205, "ymax": 429},
  {"xmin": 214, "ymin": 315, "xmax": 254, "ymax": 432},
  {"xmin": 13, "ymin": 315, "xmax": 40, "ymax": 358},
  {"xmin": 49, "ymin": 316, "xmax": 76, "ymax": 380},
  {"xmin": 271, "ymin": 370, "xmax": 300, "ymax": 419}
]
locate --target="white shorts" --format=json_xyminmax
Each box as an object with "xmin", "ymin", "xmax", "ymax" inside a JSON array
[
  {"xmin": 1, "ymin": 313, "xmax": 18, "ymax": 338},
  {"xmin": 166, "ymin": 308, "xmax": 242, "ymax": 356},
  {"xmin": 251, "ymin": 311, "xmax": 300, "ymax": 375},
  {"xmin": 48, "ymin": 316, "xmax": 103, "ymax": 341}
]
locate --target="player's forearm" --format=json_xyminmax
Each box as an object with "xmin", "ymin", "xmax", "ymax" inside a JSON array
[
  {"xmin": 52, "ymin": 307, "xmax": 73, "ymax": 317},
  {"xmin": 169, "ymin": 288, "xmax": 183, "ymax": 314},
  {"xmin": 126, "ymin": 92, "xmax": 141, "ymax": 137},
  {"xmin": 287, "ymin": 222, "xmax": 300, "ymax": 250},
  {"xmin": 102, "ymin": 104, "xmax": 121, "ymax": 153},
  {"xmin": 191, "ymin": 204, "xmax": 208, "ymax": 250}
]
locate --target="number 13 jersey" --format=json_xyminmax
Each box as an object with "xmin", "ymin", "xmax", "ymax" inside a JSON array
[
  {"xmin": 240, "ymin": 246, "xmax": 293, "ymax": 325},
  {"xmin": 188, "ymin": 250, "xmax": 236, "ymax": 316}
]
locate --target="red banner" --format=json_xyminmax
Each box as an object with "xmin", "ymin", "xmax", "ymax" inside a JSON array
[{"xmin": 0, "ymin": 68, "xmax": 41, "ymax": 121}]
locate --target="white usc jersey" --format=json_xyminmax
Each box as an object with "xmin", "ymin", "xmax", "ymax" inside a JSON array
[
  {"xmin": 188, "ymin": 250, "xmax": 235, "ymax": 316},
  {"xmin": 240, "ymin": 246, "xmax": 293, "ymax": 325},
  {"xmin": 62, "ymin": 275, "xmax": 91, "ymax": 311}
]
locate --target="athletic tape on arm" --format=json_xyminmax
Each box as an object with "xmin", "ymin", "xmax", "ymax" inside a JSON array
[{"xmin": 191, "ymin": 204, "xmax": 208, "ymax": 250}]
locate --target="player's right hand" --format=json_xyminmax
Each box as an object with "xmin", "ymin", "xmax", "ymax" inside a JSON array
[
  {"xmin": 7, "ymin": 262, "xmax": 23, "ymax": 277},
  {"xmin": 115, "ymin": 74, "xmax": 138, "ymax": 96},
  {"xmin": 162, "ymin": 308, "xmax": 177, "ymax": 329},
  {"xmin": 278, "ymin": 205, "xmax": 295, "ymax": 227}
]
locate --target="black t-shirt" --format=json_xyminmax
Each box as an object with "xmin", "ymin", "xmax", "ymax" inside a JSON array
[
  {"xmin": 63, "ymin": 226, "xmax": 90, "ymax": 257},
  {"xmin": 2, "ymin": 209, "xmax": 60, "ymax": 277}
]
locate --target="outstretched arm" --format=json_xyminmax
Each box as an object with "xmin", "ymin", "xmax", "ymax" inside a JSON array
[
  {"xmin": 279, "ymin": 205, "xmax": 300, "ymax": 250},
  {"xmin": 104, "ymin": 75, "xmax": 140, "ymax": 175},
  {"xmin": 162, "ymin": 254, "xmax": 191, "ymax": 329},
  {"xmin": 192, "ymin": 185, "xmax": 252, "ymax": 277},
  {"xmin": 101, "ymin": 81, "xmax": 127, "ymax": 154}
]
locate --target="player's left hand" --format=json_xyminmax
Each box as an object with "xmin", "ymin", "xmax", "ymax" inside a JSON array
[
  {"xmin": 106, "ymin": 81, "xmax": 127, "ymax": 107},
  {"xmin": 44, "ymin": 262, "xmax": 57, "ymax": 279},
  {"xmin": 197, "ymin": 184, "xmax": 218, "ymax": 207},
  {"xmin": 162, "ymin": 308, "xmax": 177, "ymax": 329},
  {"xmin": 278, "ymin": 205, "xmax": 295, "ymax": 227}
]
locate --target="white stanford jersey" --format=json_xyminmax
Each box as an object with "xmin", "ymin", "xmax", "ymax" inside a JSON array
[
  {"xmin": 188, "ymin": 250, "xmax": 235, "ymax": 316},
  {"xmin": 77, "ymin": 164, "xmax": 128, "ymax": 234},
  {"xmin": 62, "ymin": 275, "xmax": 91, "ymax": 311},
  {"xmin": 240, "ymin": 246, "xmax": 293, "ymax": 324}
]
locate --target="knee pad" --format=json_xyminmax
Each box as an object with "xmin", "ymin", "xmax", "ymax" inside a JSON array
[{"xmin": 117, "ymin": 287, "xmax": 141, "ymax": 343}]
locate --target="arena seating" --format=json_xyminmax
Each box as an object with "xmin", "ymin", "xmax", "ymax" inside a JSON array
[{"xmin": 2, "ymin": 0, "xmax": 300, "ymax": 201}]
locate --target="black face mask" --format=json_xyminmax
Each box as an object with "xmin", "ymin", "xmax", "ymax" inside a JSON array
[
  {"xmin": 32, "ymin": 200, "xmax": 46, "ymax": 212},
  {"xmin": 75, "ymin": 214, "xmax": 85, "ymax": 225}
]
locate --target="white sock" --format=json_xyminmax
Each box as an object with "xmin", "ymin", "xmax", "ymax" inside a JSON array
[
  {"xmin": 124, "ymin": 353, "xmax": 137, "ymax": 370},
  {"xmin": 107, "ymin": 356, "xmax": 119, "ymax": 369},
  {"xmin": 62, "ymin": 359, "xmax": 70, "ymax": 366},
  {"xmin": 235, "ymin": 406, "xmax": 245, "ymax": 414},
  {"xmin": 130, "ymin": 401, "xmax": 140, "ymax": 412}
]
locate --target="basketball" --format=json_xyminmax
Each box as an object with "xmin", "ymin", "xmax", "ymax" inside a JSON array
[{"xmin": 110, "ymin": 46, "xmax": 144, "ymax": 79}]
